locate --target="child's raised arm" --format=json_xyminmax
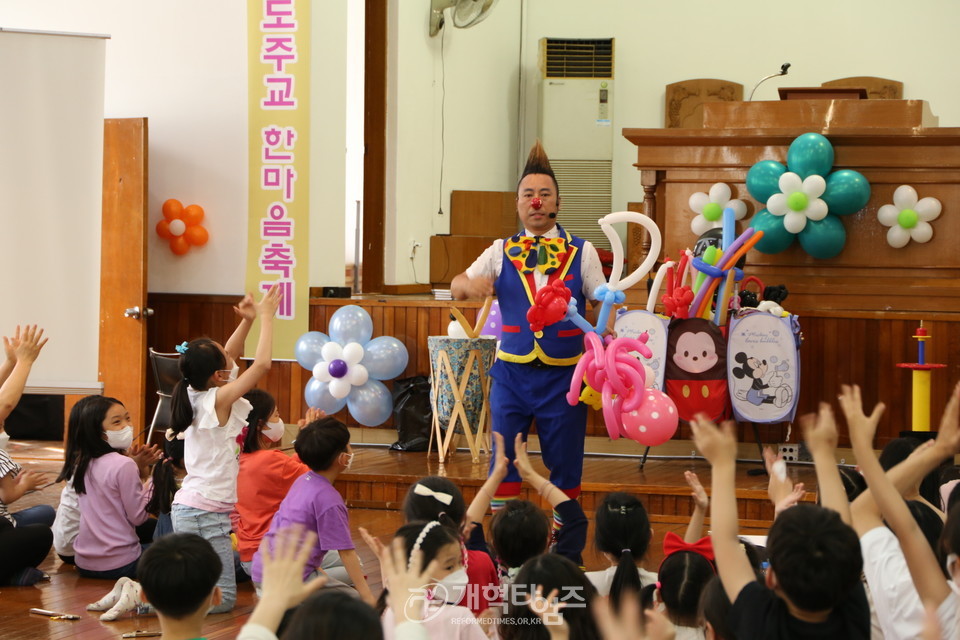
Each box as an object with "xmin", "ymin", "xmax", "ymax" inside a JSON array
[
  {"xmin": 682, "ymin": 470, "xmax": 709, "ymax": 543},
  {"xmin": 224, "ymin": 294, "xmax": 256, "ymax": 364},
  {"xmin": 802, "ymin": 402, "xmax": 851, "ymax": 525},
  {"xmin": 843, "ymin": 383, "xmax": 960, "ymax": 609},
  {"xmin": 0, "ymin": 325, "xmax": 47, "ymax": 422},
  {"xmin": 465, "ymin": 432, "xmax": 508, "ymax": 529},
  {"xmin": 215, "ymin": 285, "xmax": 281, "ymax": 423},
  {"xmin": 691, "ymin": 415, "xmax": 756, "ymax": 604}
]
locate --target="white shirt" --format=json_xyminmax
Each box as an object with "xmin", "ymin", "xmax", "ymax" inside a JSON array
[
  {"xmin": 465, "ymin": 226, "xmax": 606, "ymax": 301},
  {"xmin": 585, "ymin": 565, "xmax": 658, "ymax": 597},
  {"xmin": 860, "ymin": 526, "xmax": 959, "ymax": 640},
  {"xmin": 52, "ymin": 481, "xmax": 80, "ymax": 556},
  {"xmin": 174, "ymin": 387, "xmax": 251, "ymax": 506}
]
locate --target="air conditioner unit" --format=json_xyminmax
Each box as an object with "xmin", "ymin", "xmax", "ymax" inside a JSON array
[{"xmin": 538, "ymin": 38, "xmax": 614, "ymax": 248}]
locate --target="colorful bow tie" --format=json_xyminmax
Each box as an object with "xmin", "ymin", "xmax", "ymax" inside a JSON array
[{"xmin": 505, "ymin": 234, "xmax": 568, "ymax": 275}]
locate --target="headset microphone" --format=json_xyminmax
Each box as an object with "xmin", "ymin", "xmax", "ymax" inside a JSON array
[{"xmin": 548, "ymin": 212, "xmax": 556, "ymax": 219}]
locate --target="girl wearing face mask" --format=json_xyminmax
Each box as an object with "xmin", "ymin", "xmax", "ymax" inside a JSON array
[
  {"xmin": 168, "ymin": 285, "xmax": 281, "ymax": 613},
  {"xmin": 56, "ymin": 395, "xmax": 154, "ymax": 580},
  {"xmin": 235, "ymin": 389, "xmax": 317, "ymax": 577},
  {"xmin": 377, "ymin": 521, "xmax": 487, "ymax": 640}
]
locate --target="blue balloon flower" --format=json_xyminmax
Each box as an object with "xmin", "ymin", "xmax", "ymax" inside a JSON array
[
  {"xmin": 296, "ymin": 305, "xmax": 409, "ymax": 426},
  {"xmin": 746, "ymin": 133, "xmax": 871, "ymax": 259}
]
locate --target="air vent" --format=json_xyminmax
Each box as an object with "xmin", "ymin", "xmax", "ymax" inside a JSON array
[
  {"xmin": 541, "ymin": 38, "xmax": 614, "ymax": 79},
  {"xmin": 551, "ymin": 159, "xmax": 613, "ymax": 249}
]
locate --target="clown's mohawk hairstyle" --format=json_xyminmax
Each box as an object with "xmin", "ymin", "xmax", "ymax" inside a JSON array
[{"xmin": 518, "ymin": 139, "xmax": 559, "ymax": 197}]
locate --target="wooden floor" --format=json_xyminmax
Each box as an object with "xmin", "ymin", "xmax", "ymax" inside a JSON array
[{"xmin": 0, "ymin": 439, "xmax": 808, "ymax": 639}]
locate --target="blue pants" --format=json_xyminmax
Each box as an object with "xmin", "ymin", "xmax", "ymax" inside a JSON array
[
  {"xmin": 489, "ymin": 360, "xmax": 587, "ymax": 492},
  {"xmin": 12, "ymin": 505, "xmax": 56, "ymax": 528},
  {"xmin": 172, "ymin": 504, "xmax": 235, "ymax": 613}
]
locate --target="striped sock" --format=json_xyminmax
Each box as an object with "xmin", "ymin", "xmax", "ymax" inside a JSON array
[
  {"xmin": 551, "ymin": 486, "xmax": 582, "ymax": 537},
  {"xmin": 491, "ymin": 482, "xmax": 522, "ymax": 512}
]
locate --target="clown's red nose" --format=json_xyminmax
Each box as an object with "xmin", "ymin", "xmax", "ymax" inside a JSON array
[{"xmin": 531, "ymin": 197, "xmax": 542, "ymax": 210}]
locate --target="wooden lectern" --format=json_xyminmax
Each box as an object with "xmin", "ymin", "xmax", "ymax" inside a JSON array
[{"xmin": 622, "ymin": 99, "xmax": 960, "ymax": 445}]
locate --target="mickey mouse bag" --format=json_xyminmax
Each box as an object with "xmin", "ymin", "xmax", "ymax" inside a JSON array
[
  {"xmin": 726, "ymin": 310, "xmax": 801, "ymax": 423},
  {"xmin": 664, "ymin": 317, "xmax": 730, "ymax": 423}
]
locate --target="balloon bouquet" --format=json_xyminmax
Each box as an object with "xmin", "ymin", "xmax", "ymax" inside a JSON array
[
  {"xmin": 294, "ymin": 305, "xmax": 409, "ymax": 427},
  {"xmin": 528, "ymin": 211, "xmax": 680, "ymax": 447}
]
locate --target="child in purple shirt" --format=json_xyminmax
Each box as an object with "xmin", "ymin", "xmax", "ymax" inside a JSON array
[{"xmin": 251, "ymin": 417, "xmax": 373, "ymax": 604}]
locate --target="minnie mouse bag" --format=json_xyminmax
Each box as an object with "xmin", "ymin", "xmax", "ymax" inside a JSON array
[{"xmin": 614, "ymin": 309, "xmax": 669, "ymax": 391}]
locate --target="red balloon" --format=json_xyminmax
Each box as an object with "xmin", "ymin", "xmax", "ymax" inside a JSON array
[
  {"xmin": 185, "ymin": 225, "xmax": 209, "ymax": 247},
  {"xmin": 156, "ymin": 219, "xmax": 173, "ymax": 239},
  {"xmin": 170, "ymin": 235, "xmax": 190, "ymax": 255},
  {"xmin": 182, "ymin": 204, "xmax": 205, "ymax": 226},
  {"xmin": 162, "ymin": 199, "xmax": 183, "ymax": 221}
]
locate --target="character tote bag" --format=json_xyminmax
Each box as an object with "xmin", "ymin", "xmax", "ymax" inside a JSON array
[{"xmin": 726, "ymin": 310, "xmax": 801, "ymax": 423}]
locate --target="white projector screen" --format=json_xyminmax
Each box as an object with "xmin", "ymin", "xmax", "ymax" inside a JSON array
[{"xmin": 0, "ymin": 29, "xmax": 107, "ymax": 393}]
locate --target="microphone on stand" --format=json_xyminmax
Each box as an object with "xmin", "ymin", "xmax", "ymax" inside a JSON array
[{"xmin": 748, "ymin": 62, "xmax": 791, "ymax": 101}]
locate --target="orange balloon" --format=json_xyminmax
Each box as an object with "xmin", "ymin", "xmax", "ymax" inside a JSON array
[
  {"xmin": 185, "ymin": 225, "xmax": 209, "ymax": 247},
  {"xmin": 156, "ymin": 219, "xmax": 173, "ymax": 239},
  {"xmin": 170, "ymin": 235, "xmax": 190, "ymax": 255},
  {"xmin": 162, "ymin": 199, "xmax": 183, "ymax": 220},
  {"xmin": 181, "ymin": 204, "xmax": 205, "ymax": 226}
]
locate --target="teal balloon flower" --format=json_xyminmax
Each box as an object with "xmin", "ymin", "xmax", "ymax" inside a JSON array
[{"xmin": 746, "ymin": 133, "xmax": 871, "ymax": 259}]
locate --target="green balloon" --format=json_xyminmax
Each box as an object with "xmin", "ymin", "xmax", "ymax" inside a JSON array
[
  {"xmin": 787, "ymin": 191, "xmax": 808, "ymax": 212},
  {"xmin": 822, "ymin": 169, "xmax": 871, "ymax": 216},
  {"xmin": 702, "ymin": 202, "xmax": 723, "ymax": 221},
  {"xmin": 787, "ymin": 133, "xmax": 835, "ymax": 179},
  {"xmin": 749, "ymin": 209, "xmax": 795, "ymax": 254},
  {"xmin": 746, "ymin": 160, "xmax": 787, "ymax": 203},
  {"xmin": 898, "ymin": 208, "xmax": 918, "ymax": 229},
  {"xmin": 798, "ymin": 215, "xmax": 846, "ymax": 259}
]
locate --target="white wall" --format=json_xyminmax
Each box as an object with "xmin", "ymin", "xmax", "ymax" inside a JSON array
[
  {"xmin": 0, "ymin": 0, "xmax": 349, "ymax": 295},
  {"xmin": 5, "ymin": 1, "xmax": 960, "ymax": 292},
  {"xmin": 388, "ymin": 0, "xmax": 960, "ymax": 283}
]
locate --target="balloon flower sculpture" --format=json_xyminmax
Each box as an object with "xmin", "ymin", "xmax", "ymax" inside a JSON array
[
  {"xmin": 295, "ymin": 305, "xmax": 409, "ymax": 426},
  {"xmin": 156, "ymin": 199, "xmax": 210, "ymax": 256},
  {"xmin": 567, "ymin": 332, "xmax": 678, "ymax": 446}
]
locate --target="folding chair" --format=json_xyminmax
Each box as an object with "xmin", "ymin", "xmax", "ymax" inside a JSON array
[{"xmin": 146, "ymin": 348, "xmax": 181, "ymax": 444}]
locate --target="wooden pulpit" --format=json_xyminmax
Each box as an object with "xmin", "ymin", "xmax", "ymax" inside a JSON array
[{"xmin": 622, "ymin": 99, "xmax": 960, "ymax": 445}]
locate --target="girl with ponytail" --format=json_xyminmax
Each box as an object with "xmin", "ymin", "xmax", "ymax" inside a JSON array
[
  {"xmin": 168, "ymin": 285, "xmax": 280, "ymax": 613},
  {"xmin": 587, "ymin": 492, "xmax": 655, "ymax": 606}
]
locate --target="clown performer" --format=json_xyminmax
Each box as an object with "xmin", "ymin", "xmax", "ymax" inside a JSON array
[{"xmin": 451, "ymin": 140, "xmax": 606, "ymax": 532}]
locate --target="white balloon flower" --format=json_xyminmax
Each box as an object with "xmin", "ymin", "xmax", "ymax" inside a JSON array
[
  {"xmin": 688, "ymin": 183, "xmax": 747, "ymax": 236},
  {"xmin": 766, "ymin": 172, "xmax": 828, "ymax": 234},
  {"xmin": 877, "ymin": 185, "xmax": 942, "ymax": 249},
  {"xmin": 312, "ymin": 341, "xmax": 369, "ymax": 399}
]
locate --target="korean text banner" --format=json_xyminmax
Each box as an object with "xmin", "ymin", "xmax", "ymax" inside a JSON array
[{"xmin": 246, "ymin": 0, "xmax": 310, "ymax": 358}]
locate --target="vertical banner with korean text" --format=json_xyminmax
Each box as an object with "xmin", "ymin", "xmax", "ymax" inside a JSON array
[{"xmin": 246, "ymin": 0, "xmax": 310, "ymax": 358}]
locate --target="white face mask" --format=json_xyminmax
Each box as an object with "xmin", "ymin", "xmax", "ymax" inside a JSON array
[
  {"xmin": 105, "ymin": 426, "xmax": 134, "ymax": 451},
  {"xmin": 433, "ymin": 568, "xmax": 468, "ymax": 605},
  {"xmin": 342, "ymin": 451, "xmax": 355, "ymax": 470},
  {"xmin": 220, "ymin": 363, "xmax": 239, "ymax": 382},
  {"xmin": 262, "ymin": 420, "xmax": 285, "ymax": 442},
  {"xmin": 0, "ymin": 431, "xmax": 9, "ymax": 451}
]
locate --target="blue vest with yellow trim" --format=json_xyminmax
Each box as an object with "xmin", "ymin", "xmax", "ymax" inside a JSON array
[{"xmin": 495, "ymin": 226, "xmax": 587, "ymax": 366}]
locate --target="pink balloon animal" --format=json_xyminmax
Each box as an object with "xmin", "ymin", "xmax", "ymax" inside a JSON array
[{"xmin": 567, "ymin": 332, "xmax": 679, "ymax": 446}]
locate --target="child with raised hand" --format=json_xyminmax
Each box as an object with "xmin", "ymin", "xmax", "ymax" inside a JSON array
[
  {"xmin": 251, "ymin": 416, "xmax": 374, "ymax": 604},
  {"xmin": 585, "ymin": 492, "xmax": 655, "ymax": 603},
  {"xmin": 0, "ymin": 325, "xmax": 55, "ymax": 527},
  {"xmin": 508, "ymin": 433, "xmax": 588, "ymax": 567},
  {"xmin": 403, "ymin": 432, "xmax": 505, "ymax": 615},
  {"xmin": 169, "ymin": 284, "xmax": 281, "ymax": 613},
  {"xmin": 235, "ymin": 390, "xmax": 314, "ymax": 575},
  {"xmin": 691, "ymin": 410, "xmax": 869, "ymax": 639},
  {"xmin": 841, "ymin": 382, "xmax": 960, "ymax": 637}
]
